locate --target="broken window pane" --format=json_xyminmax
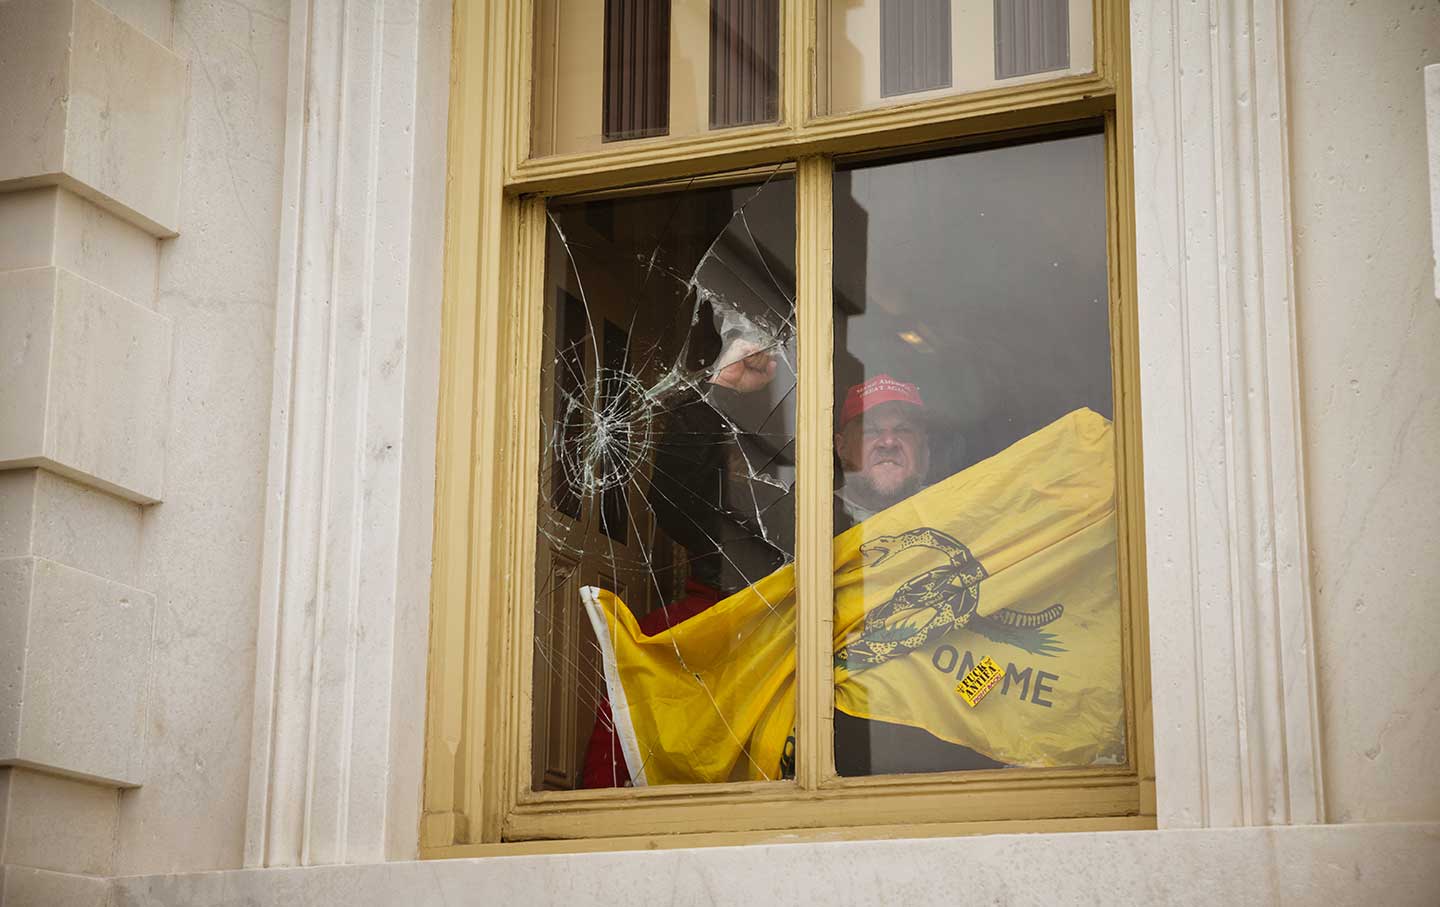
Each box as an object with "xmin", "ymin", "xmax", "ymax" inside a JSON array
[
  {"xmin": 817, "ymin": 0, "xmax": 1092, "ymax": 117},
  {"xmin": 533, "ymin": 172, "xmax": 798, "ymax": 791},
  {"xmin": 532, "ymin": 0, "xmax": 782, "ymax": 158},
  {"xmin": 830, "ymin": 132, "xmax": 1127, "ymax": 776}
]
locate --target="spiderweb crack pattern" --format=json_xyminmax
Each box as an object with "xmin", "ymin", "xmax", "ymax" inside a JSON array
[{"xmin": 533, "ymin": 170, "xmax": 799, "ymax": 789}]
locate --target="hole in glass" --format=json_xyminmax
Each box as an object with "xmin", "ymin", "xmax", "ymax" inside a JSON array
[{"xmin": 534, "ymin": 172, "xmax": 798, "ymax": 790}]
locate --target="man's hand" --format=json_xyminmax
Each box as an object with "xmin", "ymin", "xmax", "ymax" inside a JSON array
[{"xmin": 709, "ymin": 341, "xmax": 778, "ymax": 393}]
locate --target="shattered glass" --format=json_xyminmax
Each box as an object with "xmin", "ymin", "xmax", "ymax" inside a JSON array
[{"xmin": 531, "ymin": 172, "xmax": 798, "ymax": 791}]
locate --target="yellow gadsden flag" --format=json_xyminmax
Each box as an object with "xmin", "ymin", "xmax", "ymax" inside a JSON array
[{"xmin": 582, "ymin": 408, "xmax": 1126, "ymax": 786}]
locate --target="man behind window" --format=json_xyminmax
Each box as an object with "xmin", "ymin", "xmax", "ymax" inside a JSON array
[
  {"xmin": 828, "ymin": 375, "xmax": 1003, "ymax": 776},
  {"xmin": 833, "ymin": 374, "xmax": 930, "ymax": 528},
  {"xmin": 582, "ymin": 358, "xmax": 998, "ymax": 786}
]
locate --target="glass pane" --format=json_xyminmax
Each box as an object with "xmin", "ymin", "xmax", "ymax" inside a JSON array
[
  {"xmin": 534, "ymin": 173, "xmax": 798, "ymax": 790},
  {"xmin": 817, "ymin": 0, "xmax": 1094, "ymax": 118},
  {"xmin": 829, "ymin": 132, "xmax": 1126, "ymax": 776},
  {"xmin": 532, "ymin": 0, "xmax": 782, "ymax": 158}
]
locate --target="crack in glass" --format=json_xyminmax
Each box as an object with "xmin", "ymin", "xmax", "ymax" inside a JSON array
[{"xmin": 532, "ymin": 171, "xmax": 797, "ymax": 790}]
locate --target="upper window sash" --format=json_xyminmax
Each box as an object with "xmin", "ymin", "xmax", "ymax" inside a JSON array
[{"xmin": 511, "ymin": 0, "xmax": 1116, "ymax": 192}]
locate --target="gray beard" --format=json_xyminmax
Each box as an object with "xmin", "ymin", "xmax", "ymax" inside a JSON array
[{"xmin": 839, "ymin": 471, "xmax": 923, "ymax": 519}]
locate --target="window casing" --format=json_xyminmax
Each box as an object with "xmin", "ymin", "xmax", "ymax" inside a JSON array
[{"xmin": 424, "ymin": 0, "xmax": 1152, "ymax": 853}]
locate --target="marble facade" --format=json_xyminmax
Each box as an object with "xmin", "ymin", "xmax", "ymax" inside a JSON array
[{"xmin": 0, "ymin": 0, "xmax": 1436, "ymax": 904}]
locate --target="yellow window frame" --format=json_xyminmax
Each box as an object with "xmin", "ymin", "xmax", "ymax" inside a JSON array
[{"xmin": 423, "ymin": 0, "xmax": 1153, "ymax": 857}]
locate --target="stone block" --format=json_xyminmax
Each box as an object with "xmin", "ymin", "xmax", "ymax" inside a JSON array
[
  {"xmin": 106, "ymin": 823, "xmax": 1440, "ymax": 906},
  {"xmin": 0, "ymin": 187, "xmax": 159, "ymax": 308},
  {"xmin": 0, "ymin": 0, "xmax": 187, "ymax": 237},
  {"xmin": 0, "ymin": 864, "xmax": 109, "ymax": 907},
  {"xmin": 0, "ymin": 469, "xmax": 144, "ymax": 588},
  {"xmin": 0, "ymin": 267, "xmax": 172, "ymax": 503},
  {"xmin": 1428, "ymin": 64, "xmax": 1439, "ymax": 299},
  {"xmin": 0, "ymin": 767, "xmax": 118, "ymax": 875},
  {"xmin": 0, "ymin": 556, "xmax": 155, "ymax": 786},
  {"xmin": 93, "ymin": 0, "xmax": 174, "ymax": 47}
]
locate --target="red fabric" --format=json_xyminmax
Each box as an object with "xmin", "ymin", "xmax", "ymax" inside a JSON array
[
  {"xmin": 839, "ymin": 374, "xmax": 924, "ymax": 427},
  {"xmin": 580, "ymin": 579, "xmax": 724, "ymax": 789}
]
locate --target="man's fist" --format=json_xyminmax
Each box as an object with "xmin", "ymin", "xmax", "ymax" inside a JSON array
[{"xmin": 710, "ymin": 341, "xmax": 778, "ymax": 392}]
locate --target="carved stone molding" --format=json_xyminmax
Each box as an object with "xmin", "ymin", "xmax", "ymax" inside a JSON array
[
  {"xmin": 1426, "ymin": 64, "xmax": 1439, "ymax": 300},
  {"xmin": 1130, "ymin": 0, "xmax": 1324, "ymax": 826},
  {"xmin": 244, "ymin": 0, "xmax": 448, "ymax": 867}
]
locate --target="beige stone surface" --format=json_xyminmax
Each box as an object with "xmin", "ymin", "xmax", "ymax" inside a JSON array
[
  {"xmin": 0, "ymin": 190, "xmax": 62, "ymax": 275},
  {"xmin": 0, "ymin": 768, "xmax": 118, "ymax": 875},
  {"xmin": 240, "ymin": 0, "xmax": 449, "ymax": 867},
  {"xmin": 0, "ymin": 473, "xmax": 38, "ymax": 561},
  {"xmin": 0, "ymin": 772, "xmax": 8, "ymax": 847},
  {"xmin": 0, "ymin": 0, "xmax": 72, "ymax": 180},
  {"xmin": 110, "ymin": 0, "xmax": 289, "ymax": 876},
  {"xmin": 0, "ymin": 187, "xmax": 159, "ymax": 310},
  {"xmin": 52, "ymin": 189, "xmax": 161, "ymax": 308},
  {"xmin": 1287, "ymin": 0, "xmax": 1440, "ymax": 823},
  {"xmin": 0, "ymin": 267, "xmax": 172, "ymax": 502},
  {"xmin": 64, "ymin": 0, "xmax": 187, "ymax": 232},
  {"xmin": 1429, "ymin": 64, "xmax": 1439, "ymax": 299},
  {"xmin": 109, "ymin": 823, "xmax": 1440, "ymax": 906},
  {"xmin": 0, "ymin": 556, "xmax": 155, "ymax": 785},
  {"xmin": 42, "ymin": 267, "xmax": 171, "ymax": 498},
  {"xmin": 93, "ymin": 0, "xmax": 173, "ymax": 47},
  {"xmin": 0, "ymin": 269, "xmax": 53, "ymax": 460},
  {"xmin": 0, "ymin": 558, "xmax": 32, "ymax": 762},
  {"xmin": 29, "ymin": 471, "xmax": 145, "ymax": 588},
  {"xmin": 0, "ymin": 864, "xmax": 109, "ymax": 907},
  {"xmin": 0, "ymin": 0, "xmax": 187, "ymax": 236},
  {"xmin": 0, "ymin": 469, "xmax": 145, "ymax": 588}
]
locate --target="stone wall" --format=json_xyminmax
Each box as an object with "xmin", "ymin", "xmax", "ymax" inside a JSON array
[
  {"xmin": 1287, "ymin": 0, "xmax": 1440, "ymax": 823},
  {"xmin": 0, "ymin": 0, "xmax": 290, "ymax": 883},
  {"xmin": 115, "ymin": 0, "xmax": 290, "ymax": 874}
]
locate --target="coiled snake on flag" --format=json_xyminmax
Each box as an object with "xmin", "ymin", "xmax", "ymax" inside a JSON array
[{"xmin": 840, "ymin": 528, "xmax": 1066, "ymax": 668}]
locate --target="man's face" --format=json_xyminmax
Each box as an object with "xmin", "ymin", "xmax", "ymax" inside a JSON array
[{"xmin": 835, "ymin": 402, "xmax": 930, "ymax": 504}]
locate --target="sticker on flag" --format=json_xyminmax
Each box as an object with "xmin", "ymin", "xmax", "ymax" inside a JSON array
[{"xmin": 956, "ymin": 655, "xmax": 1003, "ymax": 707}]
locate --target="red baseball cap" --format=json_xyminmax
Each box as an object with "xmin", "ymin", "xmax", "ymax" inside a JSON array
[{"xmin": 840, "ymin": 375, "xmax": 924, "ymax": 428}]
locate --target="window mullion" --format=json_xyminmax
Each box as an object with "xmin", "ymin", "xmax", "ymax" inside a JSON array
[
  {"xmin": 783, "ymin": 0, "xmax": 811, "ymax": 126},
  {"xmin": 794, "ymin": 154, "xmax": 835, "ymax": 790}
]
